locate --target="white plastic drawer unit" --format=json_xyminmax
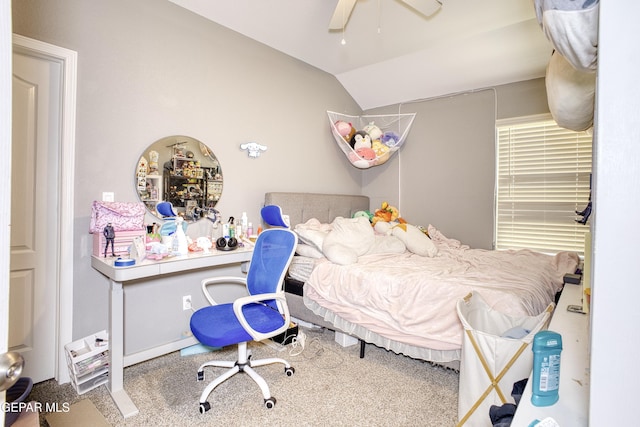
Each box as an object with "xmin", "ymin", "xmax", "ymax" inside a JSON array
[{"xmin": 64, "ymin": 330, "xmax": 109, "ymax": 394}]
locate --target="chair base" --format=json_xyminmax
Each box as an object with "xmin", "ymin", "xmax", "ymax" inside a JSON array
[{"xmin": 196, "ymin": 341, "xmax": 294, "ymax": 412}]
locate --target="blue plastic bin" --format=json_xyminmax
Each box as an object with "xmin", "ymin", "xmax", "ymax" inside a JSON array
[{"xmin": 4, "ymin": 377, "xmax": 33, "ymax": 427}]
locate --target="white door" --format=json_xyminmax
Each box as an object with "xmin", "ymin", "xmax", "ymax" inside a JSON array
[{"xmin": 9, "ymin": 50, "xmax": 61, "ymax": 383}]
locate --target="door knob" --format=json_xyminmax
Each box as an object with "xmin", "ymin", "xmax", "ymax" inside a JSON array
[{"xmin": 0, "ymin": 351, "xmax": 24, "ymax": 391}]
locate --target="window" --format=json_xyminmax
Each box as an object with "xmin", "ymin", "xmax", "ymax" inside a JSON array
[{"xmin": 495, "ymin": 115, "xmax": 592, "ymax": 255}]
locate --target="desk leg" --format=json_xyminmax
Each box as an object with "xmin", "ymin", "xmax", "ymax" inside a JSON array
[{"xmin": 107, "ymin": 279, "xmax": 139, "ymax": 418}]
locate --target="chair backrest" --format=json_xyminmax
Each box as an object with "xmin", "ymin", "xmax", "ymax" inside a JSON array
[
  {"xmin": 260, "ymin": 204, "xmax": 290, "ymax": 228},
  {"xmin": 156, "ymin": 201, "xmax": 177, "ymax": 217},
  {"xmin": 246, "ymin": 228, "xmax": 297, "ymax": 306}
]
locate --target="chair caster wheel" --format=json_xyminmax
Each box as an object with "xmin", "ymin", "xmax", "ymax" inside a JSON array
[
  {"xmin": 199, "ymin": 402, "xmax": 211, "ymax": 414},
  {"xmin": 264, "ymin": 397, "xmax": 276, "ymax": 409},
  {"xmin": 285, "ymin": 366, "xmax": 295, "ymax": 376},
  {"xmin": 197, "ymin": 371, "xmax": 204, "ymax": 381}
]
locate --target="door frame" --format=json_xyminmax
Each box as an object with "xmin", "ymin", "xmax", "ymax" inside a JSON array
[
  {"xmin": 12, "ymin": 34, "xmax": 77, "ymax": 384},
  {"xmin": 1, "ymin": 4, "xmax": 11, "ymax": 420}
]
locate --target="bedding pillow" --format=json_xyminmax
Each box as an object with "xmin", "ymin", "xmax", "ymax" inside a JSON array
[
  {"xmin": 295, "ymin": 242, "xmax": 325, "ymax": 259},
  {"xmin": 294, "ymin": 218, "xmax": 331, "ymax": 252},
  {"xmin": 546, "ymin": 50, "xmax": 595, "ymax": 132},
  {"xmin": 322, "ymin": 216, "xmax": 375, "ymax": 265},
  {"xmin": 367, "ymin": 234, "xmax": 406, "ymax": 255}
]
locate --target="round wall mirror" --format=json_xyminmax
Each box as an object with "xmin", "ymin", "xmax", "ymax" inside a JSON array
[{"xmin": 135, "ymin": 135, "xmax": 223, "ymax": 221}]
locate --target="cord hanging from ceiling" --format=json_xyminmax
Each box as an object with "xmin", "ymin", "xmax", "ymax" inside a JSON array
[
  {"xmin": 341, "ymin": 2, "xmax": 347, "ymax": 45},
  {"xmin": 377, "ymin": 0, "xmax": 382, "ymax": 34}
]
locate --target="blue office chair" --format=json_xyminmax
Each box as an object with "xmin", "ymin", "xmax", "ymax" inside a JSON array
[{"xmin": 190, "ymin": 205, "xmax": 298, "ymax": 413}]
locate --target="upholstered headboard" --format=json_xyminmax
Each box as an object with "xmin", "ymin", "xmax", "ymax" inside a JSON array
[{"xmin": 264, "ymin": 192, "xmax": 370, "ymax": 227}]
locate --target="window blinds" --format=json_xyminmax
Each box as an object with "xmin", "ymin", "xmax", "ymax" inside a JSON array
[{"xmin": 495, "ymin": 116, "xmax": 592, "ymax": 254}]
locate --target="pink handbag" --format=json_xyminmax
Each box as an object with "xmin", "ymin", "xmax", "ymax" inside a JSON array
[{"xmin": 90, "ymin": 201, "xmax": 146, "ymax": 233}]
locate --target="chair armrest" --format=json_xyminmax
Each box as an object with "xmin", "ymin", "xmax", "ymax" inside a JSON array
[
  {"xmin": 232, "ymin": 292, "xmax": 291, "ymax": 342},
  {"xmin": 201, "ymin": 276, "xmax": 248, "ymax": 306}
]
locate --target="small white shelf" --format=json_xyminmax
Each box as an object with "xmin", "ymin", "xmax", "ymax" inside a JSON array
[{"xmin": 64, "ymin": 330, "xmax": 110, "ymax": 395}]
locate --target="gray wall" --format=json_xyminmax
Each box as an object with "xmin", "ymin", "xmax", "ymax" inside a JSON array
[
  {"xmin": 362, "ymin": 80, "xmax": 549, "ymax": 249},
  {"xmin": 12, "ymin": 0, "xmax": 550, "ymax": 349},
  {"xmin": 12, "ymin": 0, "xmax": 363, "ymax": 343}
]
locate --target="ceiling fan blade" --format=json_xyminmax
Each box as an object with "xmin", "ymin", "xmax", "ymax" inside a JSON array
[
  {"xmin": 329, "ymin": 0, "xmax": 357, "ymax": 30},
  {"xmin": 401, "ymin": 0, "xmax": 442, "ymax": 18}
]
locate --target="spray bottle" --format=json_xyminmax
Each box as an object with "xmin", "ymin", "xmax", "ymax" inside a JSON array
[
  {"xmin": 172, "ymin": 216, "xmax": 189, "ymax": 256},
  {"xmin": 228, "ymin": 217, "xmax": 235, "ymax": 239}
]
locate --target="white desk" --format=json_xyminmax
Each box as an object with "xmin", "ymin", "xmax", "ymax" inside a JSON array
[
  {"xmin": 512, "ymin": 284, "xmax": 590, "ymax": 426},
  {"xmin": 91, "ymin": 247, "xmax": 253, "ymax": 418}
]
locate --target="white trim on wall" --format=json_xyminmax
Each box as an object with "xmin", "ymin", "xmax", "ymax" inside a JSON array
[
  {"xmin": 1, "ymin": 0, "xmax": 11, "ymax": 376},
  {"xmin": 12, "ymin": 34, "xmax": 77, "ymax": 384}
]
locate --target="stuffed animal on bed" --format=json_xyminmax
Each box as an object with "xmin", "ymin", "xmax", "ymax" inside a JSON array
[
  {"xmin": 353, "ymin": 210, "xmax": 373, "ymax": 221},
  {"xmin": 295, "ymin": 212, "xmax": 426, "ymax": 265},
  {"xmin": 370, "ymin": 201, "xmax": 438, "ymax": 257},
  {"xmin": 374, "ymin": 221, "xmax": 438, "ymax": 257},
  {"xmin": 320, "ymin": 216, "xmax": 405, "ymax": 265},
  {"xmin": 322, "ymin": 216, "xmax": 376, "ymax": 265},
  {"xmin": 371, "ymin": 201, "xmax": 401, "ymax": 225}
]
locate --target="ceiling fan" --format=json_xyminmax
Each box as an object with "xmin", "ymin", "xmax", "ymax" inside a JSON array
[{"xmin": 329, "ymin": 0, "xmax": 443, "ymax": 30}]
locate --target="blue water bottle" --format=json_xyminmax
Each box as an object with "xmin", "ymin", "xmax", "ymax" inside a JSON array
[{"xmin": 531, "ymin": 330, "xmax": 562, "ymax": 406}]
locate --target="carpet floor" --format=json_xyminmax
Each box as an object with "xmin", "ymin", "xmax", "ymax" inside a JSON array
[{"xmin": 30, "ymin": 327, "xmax": 460, "ymax": 426}]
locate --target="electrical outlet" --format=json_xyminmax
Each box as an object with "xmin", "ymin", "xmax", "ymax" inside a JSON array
[{"xmin": 182, "ymin": 295, "xmax": 192, "ymax": 311}]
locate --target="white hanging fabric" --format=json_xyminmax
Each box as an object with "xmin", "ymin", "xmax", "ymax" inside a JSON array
[{"xmin": 327, "ymin": 110, "xmax": 416, "ymax": 169}]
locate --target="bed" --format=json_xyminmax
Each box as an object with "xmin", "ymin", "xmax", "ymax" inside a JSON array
[{"xmin": 265, "ymin": 192, "xmax": 580, "ymax": 366}]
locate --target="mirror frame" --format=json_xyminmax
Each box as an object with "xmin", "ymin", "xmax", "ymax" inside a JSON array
[{"xmin": 135, "ymin": 135, "xmax": 222, "ymax": 222}]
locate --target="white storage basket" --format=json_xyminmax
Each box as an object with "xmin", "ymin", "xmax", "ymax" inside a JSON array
[{"xmin": 456, "ymin": 292, "xmax": 554, "ymax": 427}]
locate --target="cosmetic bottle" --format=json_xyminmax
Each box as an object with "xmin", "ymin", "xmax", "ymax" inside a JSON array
[
  {"xmin": 228, "ymin": 217, "xmax": 235, "ymax": 239},
  {"xmin": 531, "ymin": 330, "xmax": 563, "ymax": 406},
  {"xmin": 241, "ymin": 212, "xmax": 248, "ymax": 231},
  {"xmin": 172, "ymin": 216, "xmax": 188, "ymax": 256}
]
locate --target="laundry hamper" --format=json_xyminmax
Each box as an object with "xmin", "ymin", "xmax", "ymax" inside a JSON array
[{"xmin": 455, "ymin": 292, "xmax": 554, "ymax": 427}]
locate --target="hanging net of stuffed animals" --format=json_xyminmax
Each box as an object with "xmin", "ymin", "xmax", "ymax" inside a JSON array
[{"xmin": 327, "ymin": 110, "xmax": 416, "ymax": 169}]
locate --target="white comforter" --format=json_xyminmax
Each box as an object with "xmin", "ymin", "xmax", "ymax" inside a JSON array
[{"xmin": 304, "ymin": 225, "xmax": 579, "ymax": 352}]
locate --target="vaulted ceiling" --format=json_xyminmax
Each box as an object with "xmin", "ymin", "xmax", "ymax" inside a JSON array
[{"xmin": 168, "ymin": 0, "xmax": 552, "ymax": 110}]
